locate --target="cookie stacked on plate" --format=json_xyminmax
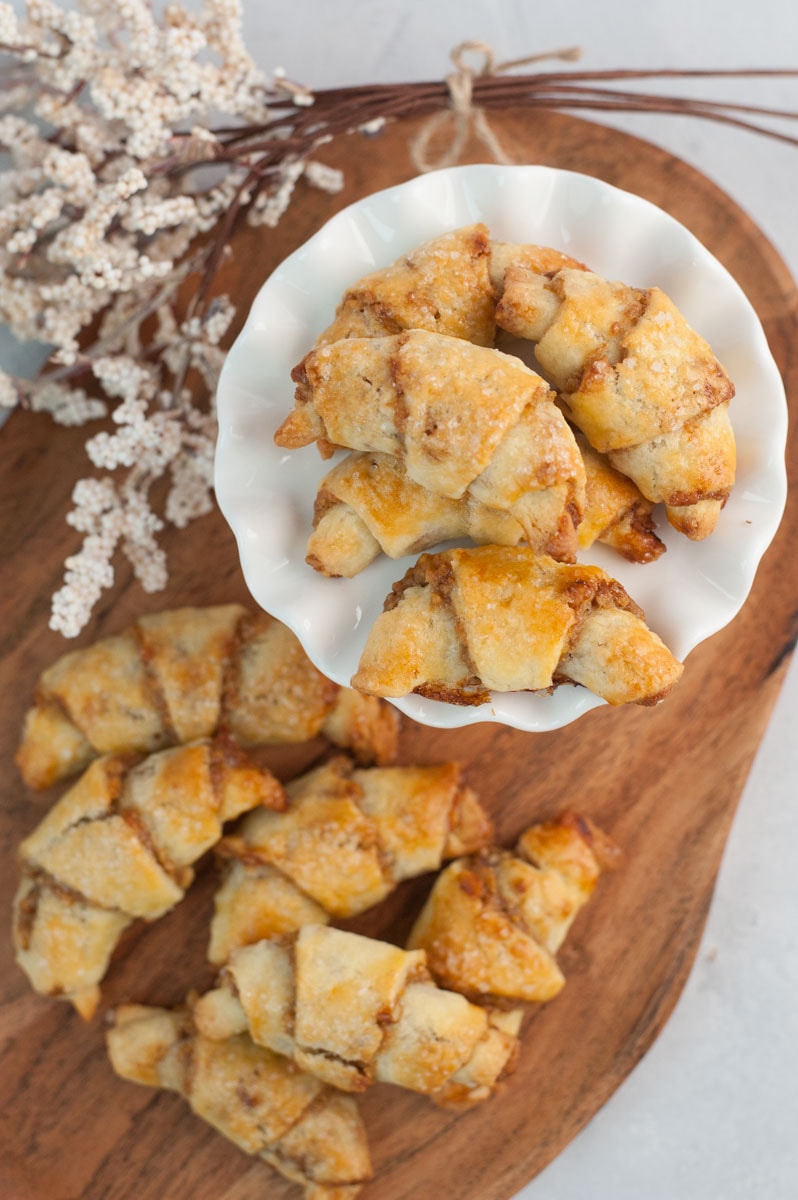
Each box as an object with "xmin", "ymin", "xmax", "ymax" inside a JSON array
[{"xmin": 275, "ymin": 224, "xmax": 737, "ymax": 706}]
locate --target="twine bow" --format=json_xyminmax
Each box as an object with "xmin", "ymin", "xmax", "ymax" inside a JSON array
[{"xmin": 410, "ymin": 40, "xmax": 582, "ymax": 173}]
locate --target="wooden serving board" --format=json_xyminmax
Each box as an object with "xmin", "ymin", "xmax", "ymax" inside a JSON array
[{"xmin": 1, "ymin": 109, "xmax": 796, "ymax": 1200}]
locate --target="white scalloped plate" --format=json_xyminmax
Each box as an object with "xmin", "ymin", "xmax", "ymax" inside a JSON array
[{"xmin": 215, "ymin": 164, "xmax": 788, "ymax": 732}]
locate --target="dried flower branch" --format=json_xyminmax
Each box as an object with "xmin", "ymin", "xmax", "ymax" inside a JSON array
[
  {"xmin": 0, "ymin": 0, "xmax": 344, "ymax": 635},
  {"xmin": 1, "ymin": 9, "xmax": 796, "ymax": 636}
]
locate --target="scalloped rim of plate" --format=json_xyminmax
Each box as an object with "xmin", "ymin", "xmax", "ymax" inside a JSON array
[{"xmin": 215, "ymin": 164, "xmax": 788, "ymax": 733}]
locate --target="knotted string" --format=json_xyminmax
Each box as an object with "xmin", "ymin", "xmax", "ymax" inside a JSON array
[{"xmin": 410, "ymin": 40, "xmax": 582, "ymax": 173}]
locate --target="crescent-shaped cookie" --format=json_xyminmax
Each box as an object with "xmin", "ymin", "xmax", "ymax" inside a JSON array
[
  {"xmin": 496, "ymin": 266, "xmax": 736, "ymax": 538},
  {"xmin": 351, "ymin": 545, "xmax": 683, "ymax": 706}
]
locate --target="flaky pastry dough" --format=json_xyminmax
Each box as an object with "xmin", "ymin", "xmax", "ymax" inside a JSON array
[
  {"xmin": 351, "ymin": 545, "xmax": 683, "ymax": 706},
  {"xmin": 193, "ymin": 925, "xmax": 521, "ymax": 1109},
  {"xmin": 488, "ymin": 239, "xmax": 587, "ymax": 291},
  {"xmin": 576, "ymin": 432, "xmax": 665, "ymax": 562},
  {"xmin": 209, "ymin": 755, "xmax": 492, "ymax": 963},
  {"xmin": 496, "ymin": 266, "xmax": 736, "ymax": 538},
  {"xmin": 276, "ymin": 330, "xmax": 585, "ymax": 555},
  {"xmin": 408, "ymin": 812, "xmax": 621, "ymax": 1005},
  {"xmin": 16, "ymin": 605, "xmax": 398, "ymax": 790},
  {"xmin": 107, "ymin": 1004, "xmax": 372, "ymax": 1199},
  {"xmin": 313, "ymin": 223, "xmax": 586, "ymax": 349},
  {"xmin": 307, "ymin": 438, "xmax": 663, "ymax": 576},
  {"xmin": 316, "ymin": 223, "xmax": 497, "ymax": 347},
  {"xmin": 13, "ymin": 738, "xmax": 285, "ymax": 1017},
  {"xmin": 306, "ymin": 451, "xmax": 535, "ymax": 574}
]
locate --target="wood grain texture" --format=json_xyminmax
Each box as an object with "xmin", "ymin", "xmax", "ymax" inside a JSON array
[{"xmin": 1, "ymin": 109, "xmax": 796, "ymax": 1200}]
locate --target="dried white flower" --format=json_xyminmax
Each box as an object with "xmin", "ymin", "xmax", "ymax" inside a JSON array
[
  {"xmin": 51, "ymin": 479, "xmax": 123, "ymax": 637},
  {"xmin": 30, "ymin": 382, "xmax": 108, "ymax": 426},
  {"xmin": 304, "ymin": 160, "xmax": 345, "ymax": 194},
  {"xmin": 359, "ymin": 116, "xmax": 387, "ymax": 135},
  {"xmin": 0, "ymin": 370, "xmax": 18, "ymax": 408},
  {"xmin": 247, "ymin": 157, "xmax": 304, "ymax": 228},
  {"xmin": 0, "ymin": 0, "xmax": 349, "ymax": 636}
]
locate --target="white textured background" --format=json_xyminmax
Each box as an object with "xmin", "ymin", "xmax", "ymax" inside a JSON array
[{"xmin": 4, "ymin": 2, "xmax": 798, "ymax": 1197}]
